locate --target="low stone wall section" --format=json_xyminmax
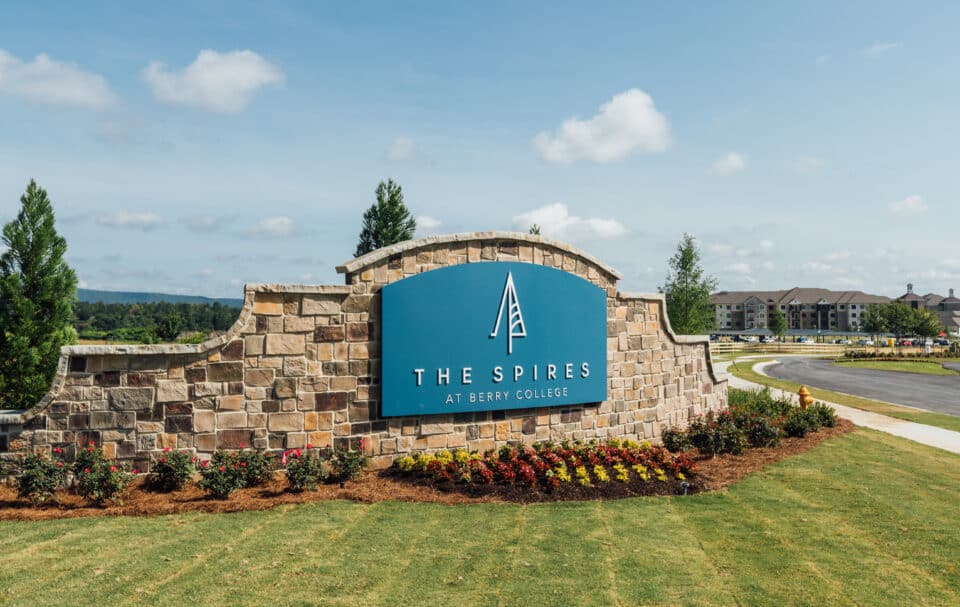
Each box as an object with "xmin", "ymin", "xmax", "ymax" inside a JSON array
[{"xmin": 0, "ymin": 232, "xmax": 726, "ymax": 471}]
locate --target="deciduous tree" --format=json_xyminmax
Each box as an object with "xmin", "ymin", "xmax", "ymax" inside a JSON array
[{"xmin": 660, "ymin": 233, "xmax": 717, "ymax": 335}]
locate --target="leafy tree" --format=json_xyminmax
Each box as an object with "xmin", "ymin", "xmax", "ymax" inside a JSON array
[
  {"xmin": 883, "ymin": 302, "xmax": 915, "ymax": 344},
  {"xmin": 768, "ymin": 309, "xmax": 787, "ymax": 343},
  {"xmin": 860, "ymin": 304, "xmax": 888, "ymax": 350},
  {"xmin": 354, "ymin": 179, "xmax": 416, "ymax": 257},
  {"xmin": 660, "ymin": 233, "xmax": 717, "ymax": 335},
  {"xmin": 912, "ymin": 308, "xmax": 943, "ymax": 342},
  {"xmin": 0, "ymin": 180, "xmax": 78, "ymax": 409},
  {"xmin": 156, "ymin": 310, "xmax": 184, "ymax": 340}
]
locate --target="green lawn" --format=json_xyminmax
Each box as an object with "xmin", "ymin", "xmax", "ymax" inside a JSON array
[
  {"xmin": 728, "ymin": 358, "xmax": 960, "ymax": 433},
  {"xmin": 834, "ymin": 360, "xmax": 958, "ymax": 376},
  {"xmin": 1, "ymin": 430, "xmax": 959, "ymax": 606}
]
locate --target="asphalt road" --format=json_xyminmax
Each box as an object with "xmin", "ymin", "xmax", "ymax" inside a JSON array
[{"xmin": 766, "ymin": 357, "xmax": 960, "ymax": 416}]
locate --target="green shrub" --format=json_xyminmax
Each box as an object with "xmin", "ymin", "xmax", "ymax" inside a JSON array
[
  {"xmin": 661, "ymin": 427, "xmax": 690, "ymax": 452},
  {"xmin": 743, "ymin": 415, "xmax": 782, "ymax": 448},
  {"xmin": 688, "ymin": 411, "xmax": 747, "ymax": 457},
  {"xmin": 331, "ymin": 441, "xmax": 368, "ymax": 482},
  {"xmin": 237, "ymin": 448, "xmax": 276, "ymax": 487},
  {"xmin": 149, "ymin": 448, "xmax": 195, "ymax": 492},
  {"xmin": 728, "ymin": 388, "xmax": 792, "ymax": 420},
  {"xmin": 15, "ymin": 449, "xmax": 67, "ymax": 504},
  {"xmin": 75, "ymin": 456, "xmax": 133, "ymax": 506},
  {"xmin": 285, "ymin": 446, "xmax": 330, "ymax": 491},
  {"xmin": 197, "ymin": 456, "xmax": 245, "ymax": 498},
  {"xmin": 783, "ymin": 408, "xmax": 821, "ymax": 438},
  {"xmin": 809, "ymin": 402, "xmax": 838, "ymax": 428}
]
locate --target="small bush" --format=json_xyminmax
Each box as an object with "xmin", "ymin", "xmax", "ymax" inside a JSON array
[
  {"xmin": 331, "ymin": 441, "xmax": 368, "ymax": 482},
  {"xmin": 809, "ymin": 402, "xmax": 838, "ymax": 428},
  {"xmin": 237, "ymin": 448, "xmax": 275, "ymax": 487},
  {"xmin": 729, "ymin": 388, "xmax": 792, "ymax": 420},
  {"xmin": 743, "ymin": 416, "xmax": 782, "ymax": 448},
  {"xmin": 688, "ymin": 411, "xmax": 747, "ymax": 457},
  {"xmin": 149, "ymin": 448, "xmax": 195, "ymax": 492},
  {"xmin": 16, "ymin": 449, "xmax": 67, "ymax": 504},
  {"xmin": 197, "ymin": 456, "xmax": 245, "ymax": 499},
  {"xmin": 75, "ymin": 449, "xmax": 134, "ymax": 506},
  {"xmin": 661, "ymin": 427, "xmax": 690, "ymax": 452},
  {"xmin": 783, "ymin": 408, "xmax": 821, "ymax": 438},
  {"xmin": 285, "ymin": 446, "xmax": 329, "ymax": 492}
]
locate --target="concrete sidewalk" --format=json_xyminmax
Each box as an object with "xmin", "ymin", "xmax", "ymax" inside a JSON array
[{"xmin": 715, "ymin": 359, "xmax": 960, "ymax": 456}]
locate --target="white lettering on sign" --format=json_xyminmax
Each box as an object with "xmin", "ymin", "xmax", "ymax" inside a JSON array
[
  {"xmin": 461, "ymin": 367, "xmax": 472, "ymax": 385},
  {"xmin": 437, "ymin": 368, "xmax": 450, "ymax": 385},
  {"xmin": 413, "ymin": 368, "xmax": 425, "ymax": 386}
]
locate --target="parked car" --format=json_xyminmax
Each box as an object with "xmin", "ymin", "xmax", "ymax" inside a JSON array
[
  {"xmin": 832, "ymin": 339, "xmax": 852, "ymax": 345},
  {"xmin": 797, "ymin": 337, "xmax": 813, "ymax": 344},
  {"xmin": 934, "ymin": 338, "xmax": 951, "ymax": 346},
  {"xmin": 898, "ymin": 339, "xmax": 913, "ymax": 347},
  {"xmin": 856, "ymin": 339, "xmax": 874, "ymax": 346},
  {"xmin": 760, "ymin": 336, "xmax": 775, "ymax": 344},
  {"xmin": 741, "ymin": 335, "xmax": 758, "ymax": 342}
]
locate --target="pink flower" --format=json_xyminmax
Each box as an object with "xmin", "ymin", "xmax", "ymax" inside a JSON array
[
  {"xmin": 358, "ymin": 438, "xmax": 365, "ymax": 450},
  {"xmin": 240, "ymin": 461, "xmax": 247, "ymax": 467},
  {"xmin": 306, "ymin": 443, "xmax": 312, "ymax": 450},
  {"xmin": 56, "ymin": 461, "xmax": 63, "ymax": 468},
  {"xmin": 109, "ymin": 465, "xmax": 117, "ymax": 472},
  {"xmin": 201, "ymin": 460, "xmax": 209, "ymax": 468},
  {"xmin": 219, "ymin": 465, "xmax": 226, "ymax": 472},
  {"xmin": 84, "ymin": 467, "xmax": 91, "ymax": 473},
  {"xmin": 238, "ymin": 442, "xmax": 244, "ymax": 449},
  {"xmin": 163, "ymin": 447, "xmax": 171, "ymax": 453},
  {"xmin": 295, "ymin": 449, "xmax": 301, "ymax": 458},
  {"xmin": 133, "ymin": 468, "xmax": 140, "ymax": 474}
]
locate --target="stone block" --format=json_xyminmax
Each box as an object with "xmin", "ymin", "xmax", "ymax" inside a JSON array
[
  {"xmin": 221, "ymin": 339, "xmax": 244, "ymax": 361},
  {"xmin": 346, "ymin": 322, "xmax": 369, "ymax": 341},
  {"xmin": 193, "ymin": 382, "xmax": 223, "ymax": 397},
  {"xmin": 108, "ymin": 387, "xmax": 155, "ymax": 411},
  {"xmin": 195, "ymin": 433, "xmax": 216, "ymax": 452},
  {"xmin": 315, "ymin": 325, "xmax": 345, "ymax": 342},
  {"xmin": 194, "ymin": 410, "xmax": 215, "ymax": 433},
  {"xmin": 302, "ymin": 295, "xmax": 341, "ymax": 315},
  {"xmin": 268, "ymin": 412, "xmax": 303, "ymax": 432},
  {"xmin": 156, "ymin": 380, "xmax": 188, "ymax": 403},
  {"xmin": 341, "ymin": 295, "xmax": 372, "ymax": 313},
  {"xmin": 165, "ymin": 416, "xmax": 193, "ymax": 433},
  {"xmin": 246, "ymin": 368, "xmax": 275, "ymax": 387},
  {"xmin": 245, "ymin": 335, "xmax": 265, "ymax": 355},
  {"xmin": 218, "ymin": 395, "xmax": 244, "ymax": 411},
  {"xmin": 265, "ymin": 334, "xmax": 305, "ymax": 355},
  {"xmin": 273, "ymin": 377, "xmax": 298, "ymax": 399},
  {"xmin": 207, "ymin": 362, "xmax": 243, "ymax": 382},
  {"xmin": 217, "ymin": 411, "xmax": 247, "ymax": 428},
  {"xmin": 316, "ymin": 392, "xmax": 349, "ymax": 412},
  {"xmin": 185, "ymin": 367, "xmax": 206, "ymax": 383},
  {"xmin": 284, "ymin": 316, "xmax": 315, "ymax": 333},
  {"xmin": 126, "ymin": 372, "xmax": 158, "ymax": 387},
  {"xmin": 283, "ymin": 357, "xmax": 307, "ymax": 377},
  {"xmin": 253, "ymin": 293, "xmax": 283, "ymax": 315},
  {"xmin": 217, "ymin": 429, "xmax": 252, "ymax": 449},
  {"xmin": 90, "ymin": 411, "xmax": 118, "ymax": 429},
  {"xmin": 348, "ymin": 343, "xmax": 369, "ymax": 359},
  {"xmin": 419, "ymin": 422, "xmax": 453, "ymax": 436}
]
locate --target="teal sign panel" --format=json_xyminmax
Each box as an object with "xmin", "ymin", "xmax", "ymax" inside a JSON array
[{"xmin": 381, "ymin": 262, "xmax": 607, "ymax": 416}]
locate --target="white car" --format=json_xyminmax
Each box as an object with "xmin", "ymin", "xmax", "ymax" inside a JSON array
[
  {"xmin": 760, "ymin": 336, "xmax": 775, "ymax": 344},
  {"xmin": 741, "ymin": 335, "xmax": 758, "ymax": 342},
  {"xmin": 857, "ymin": 339, "xmax": 874, "ymax": 346}
]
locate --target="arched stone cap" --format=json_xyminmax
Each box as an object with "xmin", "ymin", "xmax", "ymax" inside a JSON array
[{"xmin": 336, "ymin": 231, "xmax": 623, "ymax": 282}]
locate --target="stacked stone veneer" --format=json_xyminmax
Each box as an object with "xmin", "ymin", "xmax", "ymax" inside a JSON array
[{"xmin": 0, "ymin": 232, "xmax": 726, "ymax": 471}]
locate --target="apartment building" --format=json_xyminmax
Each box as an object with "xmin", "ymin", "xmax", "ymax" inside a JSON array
[
  {"xmin": 897, "ymin": 283, "xmax": 960, "ymax": 334},
  {"xmin": 711, "ymin": 288, "xmax": 890, "ymax": 332}
]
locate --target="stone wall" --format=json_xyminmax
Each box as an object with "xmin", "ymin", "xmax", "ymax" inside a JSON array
[{"xmin": 0, "ymin": 232, "xmax": 726, "ymax": 471}]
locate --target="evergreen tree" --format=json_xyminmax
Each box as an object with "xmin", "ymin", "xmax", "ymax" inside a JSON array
[
  {"xmin": 0, "ymin": 180, "xmax": 78, "ymax": 409},
  {"xmin": 660, "ymin": 233, "xmax": 717, "ymax": 335},
  {"xmin": 354, "ymin": 179, "xmax": 416, "ymax": 257},
  {"xmin": 528, "ymin": 224, "xmax": 541, "ymax": 235}
]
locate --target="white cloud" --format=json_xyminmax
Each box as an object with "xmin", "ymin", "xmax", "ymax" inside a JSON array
[
  {"xmin": 758, "ymin": 240, "xmax": 774, "ymax": 253},
  {"xmin": 723, "ymin": 262, "xmax": 752, "ymax": 275},
  {"xmin": 387, "ymin": 137, "xmax": 416, "ymax": 161},
  {"xmin": 249, "ymin": 216, "xmax": 295, "ymax": 238},
  {"xmin": 888, "ymin": 194, "xmax": 927, "ymax": 215},
  {"xmin": 143, "ymin": 49, "xmax": 284, "ymax": 113},
  {"xmin": 802, "ymin": 261, "xmax": 834, "ymax": 273},
  {"xmin": 863, "ymin": 42, "xmax": 900, "ymax": 57},
  {"xmin": 708, "ymin": 152, "xmax": 746, "ymax": 176},
  {"xmin": 180, "ymin": 214, "xmax": 234, "ymax": 233},
  {"xmin": 760, "ymin": 261, "xmax": 777, "ymax": 271},
  {"xmin": 416, "ymin": 215, "xmax": 441, "ymax": 234},
  {"xmin": 0, "ymin": 49, "xmax": 116, "ymax": 109},
  {"xmin": 512, "ymin": 203, "xmax": 626, "ymax": 241},
  {"xmin": 823, "ymin": 251, "xmax": 851, "ymax": 262},
  {"xmin": 96, "ymin": 210, "xmax": 164, "ymax": 231},
  {"xmin": 942, "ymin": 259, "xmax": 960, "ymax": 270},
  {"xmin": 533, "ymin": 88, "xmax": 671, "ymax": 164},
  {"xmin": 792, "ymin": 155, "xmax": 824, "ymax": 174}
]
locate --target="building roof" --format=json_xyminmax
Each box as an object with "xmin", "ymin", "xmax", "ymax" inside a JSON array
[{"xmin": 710, "ymin": 287, "xmax": 890, "ymax": 307}]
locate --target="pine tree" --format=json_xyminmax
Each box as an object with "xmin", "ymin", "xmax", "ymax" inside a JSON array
[
  {"xmin": 660, "ymin": 233, "xmax": 717, "ymax": 335},
  {"xmin": 0, "ymin": 180, "xmax": 78, "ymax": 409},
  {"xmin": 354, "ymin": 179, "xmax": 417, "ymax": 257}
]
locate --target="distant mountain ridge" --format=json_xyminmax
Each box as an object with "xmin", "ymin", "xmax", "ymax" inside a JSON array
[{"xmin": 78, "ymin": 288, "xmax": 243, "ymax": 307}]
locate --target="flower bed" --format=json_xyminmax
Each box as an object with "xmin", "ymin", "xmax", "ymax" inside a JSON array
[{"xmin": 389, "ymin": 440, "xmax": 702, "ymax": 502}]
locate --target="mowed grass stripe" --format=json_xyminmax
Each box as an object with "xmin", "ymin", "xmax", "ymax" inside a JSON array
[{"xmin": 599, "ymin": 497, "xmax": 738, "ymax": 606}]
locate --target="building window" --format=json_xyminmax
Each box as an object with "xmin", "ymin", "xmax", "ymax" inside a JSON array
[{"xmin": 839, "ymin": 305, "xmax": 846, "ymax": 310}]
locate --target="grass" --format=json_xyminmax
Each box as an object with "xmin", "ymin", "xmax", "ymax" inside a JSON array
[
  {"xmin": 833, "ymin": 360, "xmax": 958, "ymax": 376},
  {"xmin": 728, "ymin": 358, "xmax": 960, "ymax": 433},
  {"xmin": 1, "ymin": 430, "xmax": 959, "ymax": 606}
]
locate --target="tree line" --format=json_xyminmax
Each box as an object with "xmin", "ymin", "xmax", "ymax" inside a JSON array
[{"xmin": 73, "ymin": 301, "xmax": 241, "ymax": 343}]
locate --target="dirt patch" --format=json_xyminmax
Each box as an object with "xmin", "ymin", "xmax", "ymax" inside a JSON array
[{"xmin": 0, "ymin": 419, "xmax": 854, "ymax": 521}]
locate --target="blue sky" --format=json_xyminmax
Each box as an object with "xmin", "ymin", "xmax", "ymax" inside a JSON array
[{"xmin": 1, "ymin": 1, "xmax": 957, "ymax": 298}]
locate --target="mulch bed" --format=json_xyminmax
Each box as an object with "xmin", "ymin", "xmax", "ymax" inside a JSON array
[{"xmin": 0, "ymin": 418, "xmax": 854, "ymax": 521}]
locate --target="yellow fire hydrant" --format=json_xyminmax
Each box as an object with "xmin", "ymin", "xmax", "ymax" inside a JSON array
[{"xmin": 798, "ymin": 386, "xmax": 814, "ymax": 409}]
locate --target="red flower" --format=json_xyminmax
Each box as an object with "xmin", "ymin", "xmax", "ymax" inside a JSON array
[
  {"xmin": 163, "ymin": 447, "xmax": 171, "ymax": 453},
  {"xmin": 159, "ymin": 459, "xmax": 167, "ymax": 464},
  {"xmin": 89, "ymin": 441, "xmax": 96, "ymax": 447},
  {"xmin": 109, "ymin": 465, "xmax": 117, "ymax": 472},
  {"xmin": 358, "ymin": 438, "xmax": 365, "ymax": 450},
  {"xmin": 52, "ymin": 447, "xmax": 62, "ymax": 454},
  {"xmin": 84, "ymin": 467, "xmax": 91, "ymax": 473},
  {"xmin": 56, "ymin": 461, "xmax": 63, "ymax": 468},
  {"xmin": 133, "ymin": 468, "xmax": 140, "ymax": 474},
  {"xmin": 219, "ymin": 465, "xmax": 226, "ymax": 472},
  {"xmin": 240, "ymin": 461, "xmax": 247, "ymax": 467},
  {"xmin": 238, "ymin": 442, "xmax": 245, "ymax": 449},
  {"xmin": 201, "ymin": 460, "xmax": 209, "ymax": 468},
  {"xmin": 87, "ymin": 447, "xmax": 94, "ymax": 452},
  {"xmin": 295, "ymin": 449, "xmax": 301, "ymax": 458},
  {"xmin": 306, "ymin": 443, "xmax": 312, "ymax": 450}
]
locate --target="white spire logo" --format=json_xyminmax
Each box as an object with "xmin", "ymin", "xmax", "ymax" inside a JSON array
[{"xmin": 489, "ymin": 272, "xmax": 527, "ymax": 354}]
